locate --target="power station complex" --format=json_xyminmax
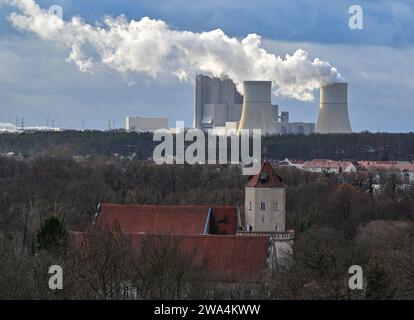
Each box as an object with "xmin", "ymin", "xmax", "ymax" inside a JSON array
[
  {"xmin": 193, "ymin": 75, "xmax": 352, "ymax": 135},
  {"xmin": 125, "ymin": 74, "xmax": 352, "ymax": 135}
]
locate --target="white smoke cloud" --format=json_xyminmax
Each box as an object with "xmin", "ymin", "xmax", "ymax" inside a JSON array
[{"xmin": 6, "ymin": 0, "xmax": 345, "ymax": 101}]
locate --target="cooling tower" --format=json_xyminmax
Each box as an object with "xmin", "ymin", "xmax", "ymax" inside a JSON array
[
  {"xmin": 315, "ymin": 83, "xmax": 352, "ymax": 134},
  {"xmin": 238, "ymin": 81, "xmax": 276, "ymax": 135}
]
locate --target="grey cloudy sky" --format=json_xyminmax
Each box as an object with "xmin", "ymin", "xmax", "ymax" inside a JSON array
[{"xmin": 0, "ymin": 0, "xmax": 413, "ymax": 131}]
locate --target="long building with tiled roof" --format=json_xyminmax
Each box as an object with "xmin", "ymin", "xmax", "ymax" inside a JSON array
[
  {"xmin": 96, "ymin": 203, "xmax": 238, "ymax": 235},
  {"xmin": 70, "ymin": 161, "xmax": 294, "ymax": 280},
  {"xmin": 71, "ymin": 231, "xmax": 271, "ymax": 280}
]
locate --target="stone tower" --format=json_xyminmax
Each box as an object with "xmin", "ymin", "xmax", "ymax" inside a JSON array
[{"xmin": 244, "ymin": 162, "xmax": 286, "ymax": 232}]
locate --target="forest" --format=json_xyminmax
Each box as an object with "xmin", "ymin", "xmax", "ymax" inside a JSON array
[
  {"xmin": 1, "ymin": 131, "xmax": 414, "ymax": 160},
  {"xmin": 0, "ymin": 145, "xmax": 413, "ymax": 299}
]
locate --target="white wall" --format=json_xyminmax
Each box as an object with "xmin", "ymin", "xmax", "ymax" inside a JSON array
[
  {"xmin": 274, "ymin": 122, "xmax": 315, "ymax": 135},
  {"xmin": 126, "ymin": 116, "xmax": 168, "ymax": 132},
  {"xmin": 245, "ymin": 187, "xmax": 286, "ymax": 232}
]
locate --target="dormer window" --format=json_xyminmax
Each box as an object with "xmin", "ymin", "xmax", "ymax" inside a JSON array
[{"xmin": 259, "ymin": 171, "xmax": 268, "ymax": 182}]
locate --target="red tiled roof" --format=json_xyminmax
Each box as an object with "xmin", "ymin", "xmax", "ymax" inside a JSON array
[
  {"xmin": 291, "ymin": 160, "xmax": 306, "ymax": 164},
  {"xmin": 97, "ymin": 203, "xmax": 209, "ymax": 234},
  {"xmin": 70, "ymin": 232, "xmax": 269, "ymax": 280},
  {"xmin": 358, "ymin": 161, "xmax": 414, "ymax": 171},
  {"xmin": 247, "ymin": 162, "xmax": 285, "ymax": 188},
  {"xmin": 167, "ymin": 235, "xmax": 269, "ymax": 279},
  {"xmin": 397, "ymin": 162, "xmax": 414, "ymax": 171},
  {"xmin": 302, "ymin": 159, "xmax": 355, "ymax": 169},
  {"xmin": 209, "ymin": 207, "xmax": 238, "ymax": 235},
  {"xmin": 97, "ymin": 203, "xmax": 237, "ymax": 235}
]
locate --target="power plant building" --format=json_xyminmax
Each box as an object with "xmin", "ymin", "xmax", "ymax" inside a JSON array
[
  {"xmin": 194, "ymin": 75, "xmax": 243, "ymax": 130},
  {"xmin": 194, "ymin": 75, "xmax": 315, "ymax": 135},
  {"xmin": 274, "ymin": 111, "xmax": 315, "ymax": 135},
  {"xmin": 126, "ymin": 116, "xmax": 168, "ymax": 132}
]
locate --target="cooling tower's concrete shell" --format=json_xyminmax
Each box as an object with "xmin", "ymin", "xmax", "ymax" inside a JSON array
[
  {"xmin": 238, "ymin": 81, "xmax": 276, "ymax": 135},
  {"xmin": 315, "ymin": 83, "xmax": 352, "ymax": 134}
]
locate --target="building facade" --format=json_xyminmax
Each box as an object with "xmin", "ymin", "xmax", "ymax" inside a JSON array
[
  {"xmin": 301, "ymin": 159, "xmax": 358, "ymax": 173},
  {"xmin": 241, "ymin": 162, "xmax": 294, "ymax": 268},
  {"xmin": 125, "ymin": 116, "xmax": 168, "ymax": 132},
  {"xmin": 70, "ymin": 161, "xmax": 296, "ymax": 289},
  {"xmin": 194, "ymin": 74, "xmax": 243, "ymax": 131},
  {"xmin": 194, "ymin": 74, "xmax": 314, "ymax": 135},
  {"xmin": 274, "ymin": 120, "xmax": 315, "ymax": 135}
]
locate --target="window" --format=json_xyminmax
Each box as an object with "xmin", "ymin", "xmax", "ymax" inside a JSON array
[
  {"xmin": 273, "ymin": 202, "xmax": 280, "ymax": 211},
  {"xmin": 260, "ymin": 202, "xmax": 266, "ymax": 211},
  {"xmin": 248, "ymin": 202, "xmax": 252, "ymax": 211},
  {"xmin": 275, "ymin": 225, "xmax": 279, "ymax": 231},
  {"xmin": 261, "ymin": 215, "xmax": 265, "ymax": 223},
  {"xmin": 259, "ymin": 171, "xmax": 268, "ymax": 182},
  {"xmin": 123, "ymin": 286, "xmax": 130, "ymax": 299},
  {"xmin": 247, "ymin": 224, "xmax": 253, "ymax": 232},
  {"xmin": 230, "ymin": 289, "xmax": 237, "ymax": 300}
]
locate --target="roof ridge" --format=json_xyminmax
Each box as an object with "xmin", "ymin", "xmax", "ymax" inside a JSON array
[{"xmin": 101, "ymin": 203, "xmax": 236, "ymax": 208}]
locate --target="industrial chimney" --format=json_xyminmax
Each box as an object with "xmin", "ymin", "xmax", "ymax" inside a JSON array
[
  {"xmin": 315, "ymin": 82, "xmax": 352, "ymax": 134},
  {"xmin": 238, "ymin": 81, "xmax": 276, "ymax": 135}
]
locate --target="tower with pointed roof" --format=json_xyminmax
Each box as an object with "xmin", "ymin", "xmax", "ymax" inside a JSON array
[{"xmin": 244, "ymin": 161, "xmax": 286, "ymax": 232}]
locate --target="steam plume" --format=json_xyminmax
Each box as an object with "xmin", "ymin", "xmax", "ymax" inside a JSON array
[{"xmin": 6, "ymin": 0, "xmax": 345, "ymax": 101}]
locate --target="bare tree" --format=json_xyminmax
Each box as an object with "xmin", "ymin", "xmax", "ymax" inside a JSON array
[{"xmin": 131, "ymin": 233, "xmax": 205, "ymax": 300}]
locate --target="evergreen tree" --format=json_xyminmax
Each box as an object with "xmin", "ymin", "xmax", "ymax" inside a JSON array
[{"xmin": 37, "ymin": 216, "xmax": 68, "ymax": 253}]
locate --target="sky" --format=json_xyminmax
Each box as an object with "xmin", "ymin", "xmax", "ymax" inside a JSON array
[{"xmin": 0, "ymin": 0, "xmax": 413, "ymax": 132}]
